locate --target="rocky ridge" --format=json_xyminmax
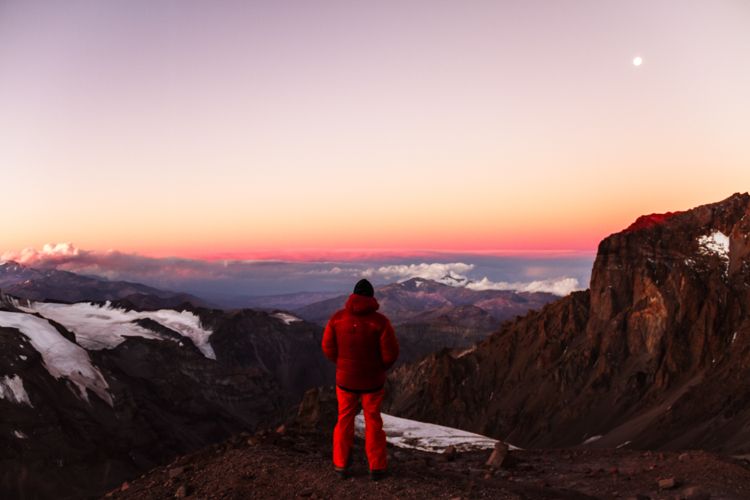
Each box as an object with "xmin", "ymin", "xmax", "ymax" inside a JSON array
[{"xmin": 385, "ymin": 193, "xmax": 750, "ymax": 453}]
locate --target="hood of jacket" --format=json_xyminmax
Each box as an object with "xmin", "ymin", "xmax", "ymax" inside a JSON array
[{"xmin": 345, "ymin": 293, "xmax": 380, "ymax": 315}]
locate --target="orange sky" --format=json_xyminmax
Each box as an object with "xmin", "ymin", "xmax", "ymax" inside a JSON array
[{"xmin": 2, "ymin": 1, "xmax": 749, "ymax": 260}]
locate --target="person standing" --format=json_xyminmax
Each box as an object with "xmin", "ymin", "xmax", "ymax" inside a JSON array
[{"xmin": 322, "ymin": 279, "xmax": 399, "ymax": 481}]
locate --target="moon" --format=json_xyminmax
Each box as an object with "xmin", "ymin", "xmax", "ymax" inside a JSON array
[{"xmin": 633, "ymin": 57, "xmax": 643, "ymax": 66}]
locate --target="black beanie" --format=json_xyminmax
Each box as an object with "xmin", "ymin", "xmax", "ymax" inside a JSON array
[{"xmin": 353, "ymin": 279, "xmax": 374, "ymax": 297}]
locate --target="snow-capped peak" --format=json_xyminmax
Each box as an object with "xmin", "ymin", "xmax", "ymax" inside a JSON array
[{"xmin": 437, "ymin": 274, "xmax": 472, "ymax": 287}]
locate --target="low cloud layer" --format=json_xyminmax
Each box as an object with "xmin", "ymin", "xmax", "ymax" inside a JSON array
[
  {"xmin": 363, "ymin": 263, "xmax": 475, "ymax": 281},
  {"xmin": 466, "ymin": 277, "xmax": 580, "ymax": 296},
  {"xmin": 2, "ymin": 243, "xmax": 587, "ymax": 298}
]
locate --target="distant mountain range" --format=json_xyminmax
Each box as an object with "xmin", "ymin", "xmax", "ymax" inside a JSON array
[
  {"xmin": 294, "ymin": 278, "xmax": 558, "ymax": 363},
  {"xmin": 0, "ymin": 261, "xmax": 214, "ymax": 309},
  {"xmin": 293, "ymin": 277, "xmax": 557, "ymax": 326},
  {"xmin": 0, "ymin": 260, "xmax": 561, "ymax": 366}
]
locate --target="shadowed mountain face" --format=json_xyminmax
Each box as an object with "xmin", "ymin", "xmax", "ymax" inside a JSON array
[
  {"xmin": 385, "ymin": 193, "xmax": 750, "ymax": 454},
  {"xmin": 0, "ymin": 306, "xmax": 292, "ymax": 499},
  {"xmin": 0, "ymin": 261, "xmax": 212, "ymax": 308},
  {"xmin": 198, "ymin": 307, "xmax": 335, "ymax": 398},
  {"xmin": 0, "ymin": 291, "xmax": 333, "ymax": 500}
]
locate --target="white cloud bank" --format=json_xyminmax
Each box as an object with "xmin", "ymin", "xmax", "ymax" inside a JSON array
[
  {"xmin": 363, "ymin": 262, "xmax": 475, "ymax": 281},
  {"xmin": 1, "ymin": 243, "xmax": 585, "ymax": 297},
  {"xmin": 362, "ymin": 262, "xmax": 580, "ymax": 296}
]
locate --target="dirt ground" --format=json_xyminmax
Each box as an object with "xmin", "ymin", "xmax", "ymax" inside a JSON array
[{"xmin": 97, "ymin": 424, "xmax": 750, "ymax": 500}]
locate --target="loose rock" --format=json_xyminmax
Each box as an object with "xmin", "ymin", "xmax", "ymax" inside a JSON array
[
  {"xmin": 658, "ymin": 478, "xmax": 676, "ymax": 490},
  {"xmin": 175, "ymin": 483, "xmax": 191, "ymax": 498},
  {"xmin": 683, "ymin": 486, "xmax": 710, "ymax": 500},
  {"xmin": 168, "ymin": 467, "xmax": 184, "ymax": 479}
]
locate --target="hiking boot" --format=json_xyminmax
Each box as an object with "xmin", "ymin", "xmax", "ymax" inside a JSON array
[
  {"xmin": 334, "ymin": 466, "xmax": 349, "ymax": 480},
  {"xmin": 369, "ymin": 469, "xmax": 386, "ymax": 481}
]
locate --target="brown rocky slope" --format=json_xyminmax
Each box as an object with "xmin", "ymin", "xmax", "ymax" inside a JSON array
[
  {"xmin": 385, "ymin": 193, "xmax": 750, "ymax": 453},
  {"xmin": 98, "ymin": 389, "xmax": 750, "ymax": 500}
]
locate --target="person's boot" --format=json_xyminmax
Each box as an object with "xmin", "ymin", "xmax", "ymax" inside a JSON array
[
  {"xmin": 334, "ymin": 466, "xmax": 348, "ymax": 479},
  {"xmin": 334, "ymin": 452, "xmax": 353, "ymax": 479},
  {"xmin": 369, "ymin": 469, "xmax": 386, "ymax": 481}
]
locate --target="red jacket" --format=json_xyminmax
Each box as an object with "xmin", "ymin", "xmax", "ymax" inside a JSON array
[{"xmin": 322, "ymin": 294, "xmax": 399, "ymax": 391}]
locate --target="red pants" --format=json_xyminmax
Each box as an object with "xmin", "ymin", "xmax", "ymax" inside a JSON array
[{"xmin": 333, "ymin": 386, "xmax": 387, "ymax": 471}]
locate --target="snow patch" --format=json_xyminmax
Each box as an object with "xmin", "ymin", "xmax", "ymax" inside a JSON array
[
  {"xmin": 17, "ymin": 301, "xmax": 215, "ymax": 359},
  {"xmin": 0, "ymin": 375, "xmax": 33, "ymax": 407},
  {"xmin": 354, "ymin": 412, "xmax": 519, "ymax": 453},
  {"xmin": 271, "ymin": 312, "xmax": 301, "ymax": 325},
  {"xmin": 437, "ymin": 275, "xmax": 470, "ymax": 287},
  {"xmin": 457, "ymin": 346, "xmax": 477, "ymax": 358},
  {"xmin": 0, "ymin": 311, "xmax": 112, "ymax": 405},
  {"xmin": 582, "ymin": 435, "xmax": 602, "ymax": 445},
  {"xmin": 698, "ymin": 231, "xmax": 730, "ymax": 259}
]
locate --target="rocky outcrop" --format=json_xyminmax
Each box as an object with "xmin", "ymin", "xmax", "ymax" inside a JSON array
[{"xmin": 386, "ymin": 193, "xmax": 750, "ymax": 453}]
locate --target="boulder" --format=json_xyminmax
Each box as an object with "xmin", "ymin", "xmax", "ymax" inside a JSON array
[
  {"xmin": 485, "ymin": 441, "xmax": 511, "ymax": 469},
  {"xmin": 297, "ymin": 386, "xmax": 339, "ymax": 431}
]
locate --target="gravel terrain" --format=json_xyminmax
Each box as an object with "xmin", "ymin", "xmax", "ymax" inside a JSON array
[{"xmin": 99, "ymin": 425, "xmax": 750, "ymax": 500}]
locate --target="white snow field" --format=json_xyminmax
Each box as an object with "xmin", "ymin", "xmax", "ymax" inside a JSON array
[
  {"xmin": 0, "ymin": 311, "xmax": 113, "ymax": 405},
  {"xmin": 17, "ymin": 301, "xmax": 216, "ymax": 359},
  {"xmin": 354, "ymin": 412, "xmax": 519, "ymax": 453}
]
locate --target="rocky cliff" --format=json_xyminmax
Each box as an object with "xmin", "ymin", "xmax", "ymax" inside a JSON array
[{"xmin": 385, "ymin": 193, "xmax": 750, "ymax": 453}]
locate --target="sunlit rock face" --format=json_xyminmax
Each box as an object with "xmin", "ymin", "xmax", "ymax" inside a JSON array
[{"xmin": 386, "ymin": 193, "xmax": 750, "ymax": 454}]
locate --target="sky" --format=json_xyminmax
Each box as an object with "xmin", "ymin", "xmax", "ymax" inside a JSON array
[{"xmin": 1, "ymin": 1, "xmax": 749, "ymax": 296}]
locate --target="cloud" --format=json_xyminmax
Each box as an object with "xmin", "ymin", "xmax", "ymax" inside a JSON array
[
  {"xmin": 1, "ymin": 243, "xmax": 587, "ymax": 297},
  {"xmin": 2, "ymin": 242, "xmax": 82, "ymax": 267},
  {"xmin": 362, "ymin": 262, "xmax": 475, "ymax": 281},
  {"xmin": 466, "ymin": 277, "xmax": 580, "ymax": 296}
]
